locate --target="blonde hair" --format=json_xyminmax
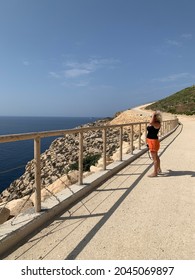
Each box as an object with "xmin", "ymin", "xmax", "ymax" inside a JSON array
[{"xmin": 155, "ymin": 111, "xmax": 162, "ymax": 123}]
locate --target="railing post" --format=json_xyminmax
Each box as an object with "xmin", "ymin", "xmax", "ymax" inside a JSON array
[
  {"xmin": 103, "ymin": 128, "xmax": 107, "ymax": 170},
  {"xmin": 79, "ymin": 131, "xmax": 83, "ymax": 185},
  {"xmin": 131, "ymin": 124, "xmax": 134, "ymax": 154},
  {"xmin": 34, "ymin": 137, "xmax": 41, "ymax": 212},
  {"xmin": 161, "ymin": 121, "xmax": 164, "ymax": 136},
  {"xmin": 138, "ymin": 123, "xmax": 141, "ymax": 149},
  {"xmin": 165, "ymin": 121, "xmax": 167, "ymax": 134},
  {"xmin": 119, "ymin": 126, "xmax": 123, "ymax": 161},
  {"xmin": 145, "ymin": 123, "xmax": 147, "ymax": 144}
]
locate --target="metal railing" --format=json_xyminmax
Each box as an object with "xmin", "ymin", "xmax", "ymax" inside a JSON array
[{"xmin": 0, "ymin": 118, "xmax": 179, "ymax": 213}]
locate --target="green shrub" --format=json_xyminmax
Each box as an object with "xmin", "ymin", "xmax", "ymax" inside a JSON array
[{"xmin": 69, "ymin": 153, "xmax": 101, "ymax": 172}]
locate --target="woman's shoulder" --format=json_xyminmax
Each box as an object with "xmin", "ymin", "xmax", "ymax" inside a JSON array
[
  {"xmin": 153, "ymin": 121, "xmax": 161, "ymax": 129},
  {"xmin": 149, "ymin": 121, "xmax": 161, "ymax": 129}
]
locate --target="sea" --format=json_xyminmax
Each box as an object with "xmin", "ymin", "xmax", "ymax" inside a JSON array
[{"xmin": 0, "ymin": 116, "xmax": 100, "ymax": 194}]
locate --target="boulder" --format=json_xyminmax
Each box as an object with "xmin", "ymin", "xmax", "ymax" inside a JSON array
[
  {"xmin": 6, "ymin": 197, "xmax": 33, "ymax": 217},
  {"xmin": 0, "ymin": 207, "xmax": 10, "ymax": 224},
  {"xmin": 30, "ymin": 171, "xmax": 80, "ymax": 203}
]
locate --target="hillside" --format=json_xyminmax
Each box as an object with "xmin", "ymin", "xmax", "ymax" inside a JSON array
[{"xmin": 145, "ymin": 85, "xmax": 195, "ymax": 115}]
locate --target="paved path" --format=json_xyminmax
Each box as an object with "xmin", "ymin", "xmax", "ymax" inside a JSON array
[{"xmin": 3, "ymin": 116, "xmax": 195, "ymax": 260}]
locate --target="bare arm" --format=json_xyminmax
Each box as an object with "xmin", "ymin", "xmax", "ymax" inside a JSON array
[{"xmin": 149, "ymin": 111, "xmax": 161, "ymax": 128}]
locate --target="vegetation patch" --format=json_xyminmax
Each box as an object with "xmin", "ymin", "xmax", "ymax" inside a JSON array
[
  {"xmin": 69, "ymin": 153, "xmax": 101, "ymax": 172},
  {"xmin": 145, "ymin": 85, "xmax": 195, "ymax": 115}
]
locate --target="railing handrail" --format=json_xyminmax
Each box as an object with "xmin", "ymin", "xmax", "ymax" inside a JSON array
[
  {"xmin": 0, "ymin": 119, "xmax": 175, "ymax": 143},
  {"xmin": 0, "ymin": 118, "xmax": 179, "ymax": 213}
]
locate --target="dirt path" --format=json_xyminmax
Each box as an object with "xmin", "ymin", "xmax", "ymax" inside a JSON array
[{"xmin": 3, "ymin": 107, "xmax": 195, "ymax": 260}]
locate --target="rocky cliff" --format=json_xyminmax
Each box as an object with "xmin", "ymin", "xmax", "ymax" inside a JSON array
[{"xmin": 0, "ymin": 109, "xmax": 150, "ymax": 222}]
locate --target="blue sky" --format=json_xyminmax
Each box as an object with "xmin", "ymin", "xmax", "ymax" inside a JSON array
[{"xmin": 0, "ymin": 0, "xmax": 195, "ymax": 117}]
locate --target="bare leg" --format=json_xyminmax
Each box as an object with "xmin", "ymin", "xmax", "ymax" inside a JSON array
[
  {"xmin": 157, "ymin": 154, "xmax": 161, "ymax": 173},
  {"xmin": 148, "ymin": 151, "xmax": 158, "ymax": 177}
]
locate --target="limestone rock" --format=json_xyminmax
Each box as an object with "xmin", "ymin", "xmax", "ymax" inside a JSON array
[
  {"xmin": 0, "ymin": 207, "xmax": 10, "ymax": 224},
  {"xmin": 6, "ymin": 197, "xmax": 33, "ymax": 217}
]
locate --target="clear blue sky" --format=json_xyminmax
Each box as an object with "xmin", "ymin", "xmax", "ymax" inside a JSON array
[{"xmin": 0, "ymin": 0, "xmax": 195, "ymax": 117}]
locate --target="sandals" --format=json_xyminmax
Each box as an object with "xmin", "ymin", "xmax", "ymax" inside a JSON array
[{"xmin": 148, "ymin": 168, "xmax": 162, "ymax": 177}]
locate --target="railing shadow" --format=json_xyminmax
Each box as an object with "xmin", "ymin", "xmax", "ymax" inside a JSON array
[
  {"xmin": 3, "ymin": 158, "xmax": 153, "ymax": 260},
  {"xmin": 64, "ymin": 164, "xmax": 152, "ymax": 260},
  {"xmin": 63, "ymin": 125, "xmax": 184, "ymax": 260}
]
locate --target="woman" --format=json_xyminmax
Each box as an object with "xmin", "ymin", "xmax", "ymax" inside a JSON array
[{"xmin": 146, "ymin": 111, "xmax": 162, "ymax": 177}]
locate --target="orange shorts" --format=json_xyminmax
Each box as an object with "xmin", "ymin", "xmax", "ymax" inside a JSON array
[{"xmin": 147, "ymin": 138, "xmax": 160, "ymax": 152}]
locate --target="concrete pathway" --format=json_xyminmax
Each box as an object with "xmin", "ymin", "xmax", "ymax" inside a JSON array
[{"xmin": 3, "ymin": 116, "xmax": 195, "ymax": 260}]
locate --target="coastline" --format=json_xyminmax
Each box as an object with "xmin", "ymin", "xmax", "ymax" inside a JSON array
[
  {"xmin": 0, "ymin": 104, "xmax": 152, "ymax": 220},
  {"xmin": 0, "ymin": 101, "xmax": 180, "ymax": 223}
]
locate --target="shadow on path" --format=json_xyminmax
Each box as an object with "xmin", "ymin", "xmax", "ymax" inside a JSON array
[
  {"xmin": 64, "ymin": 163, "xmax": 154, "ymax": 260},
  {"xmin": 159, "ymin": 169, "xmax": 195, "ymax": 177}
]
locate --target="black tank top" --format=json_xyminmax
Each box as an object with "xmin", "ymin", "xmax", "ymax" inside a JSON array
[{"xmin": 147, "ymin": 125, "xmax": 160, "ymax": 139}]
